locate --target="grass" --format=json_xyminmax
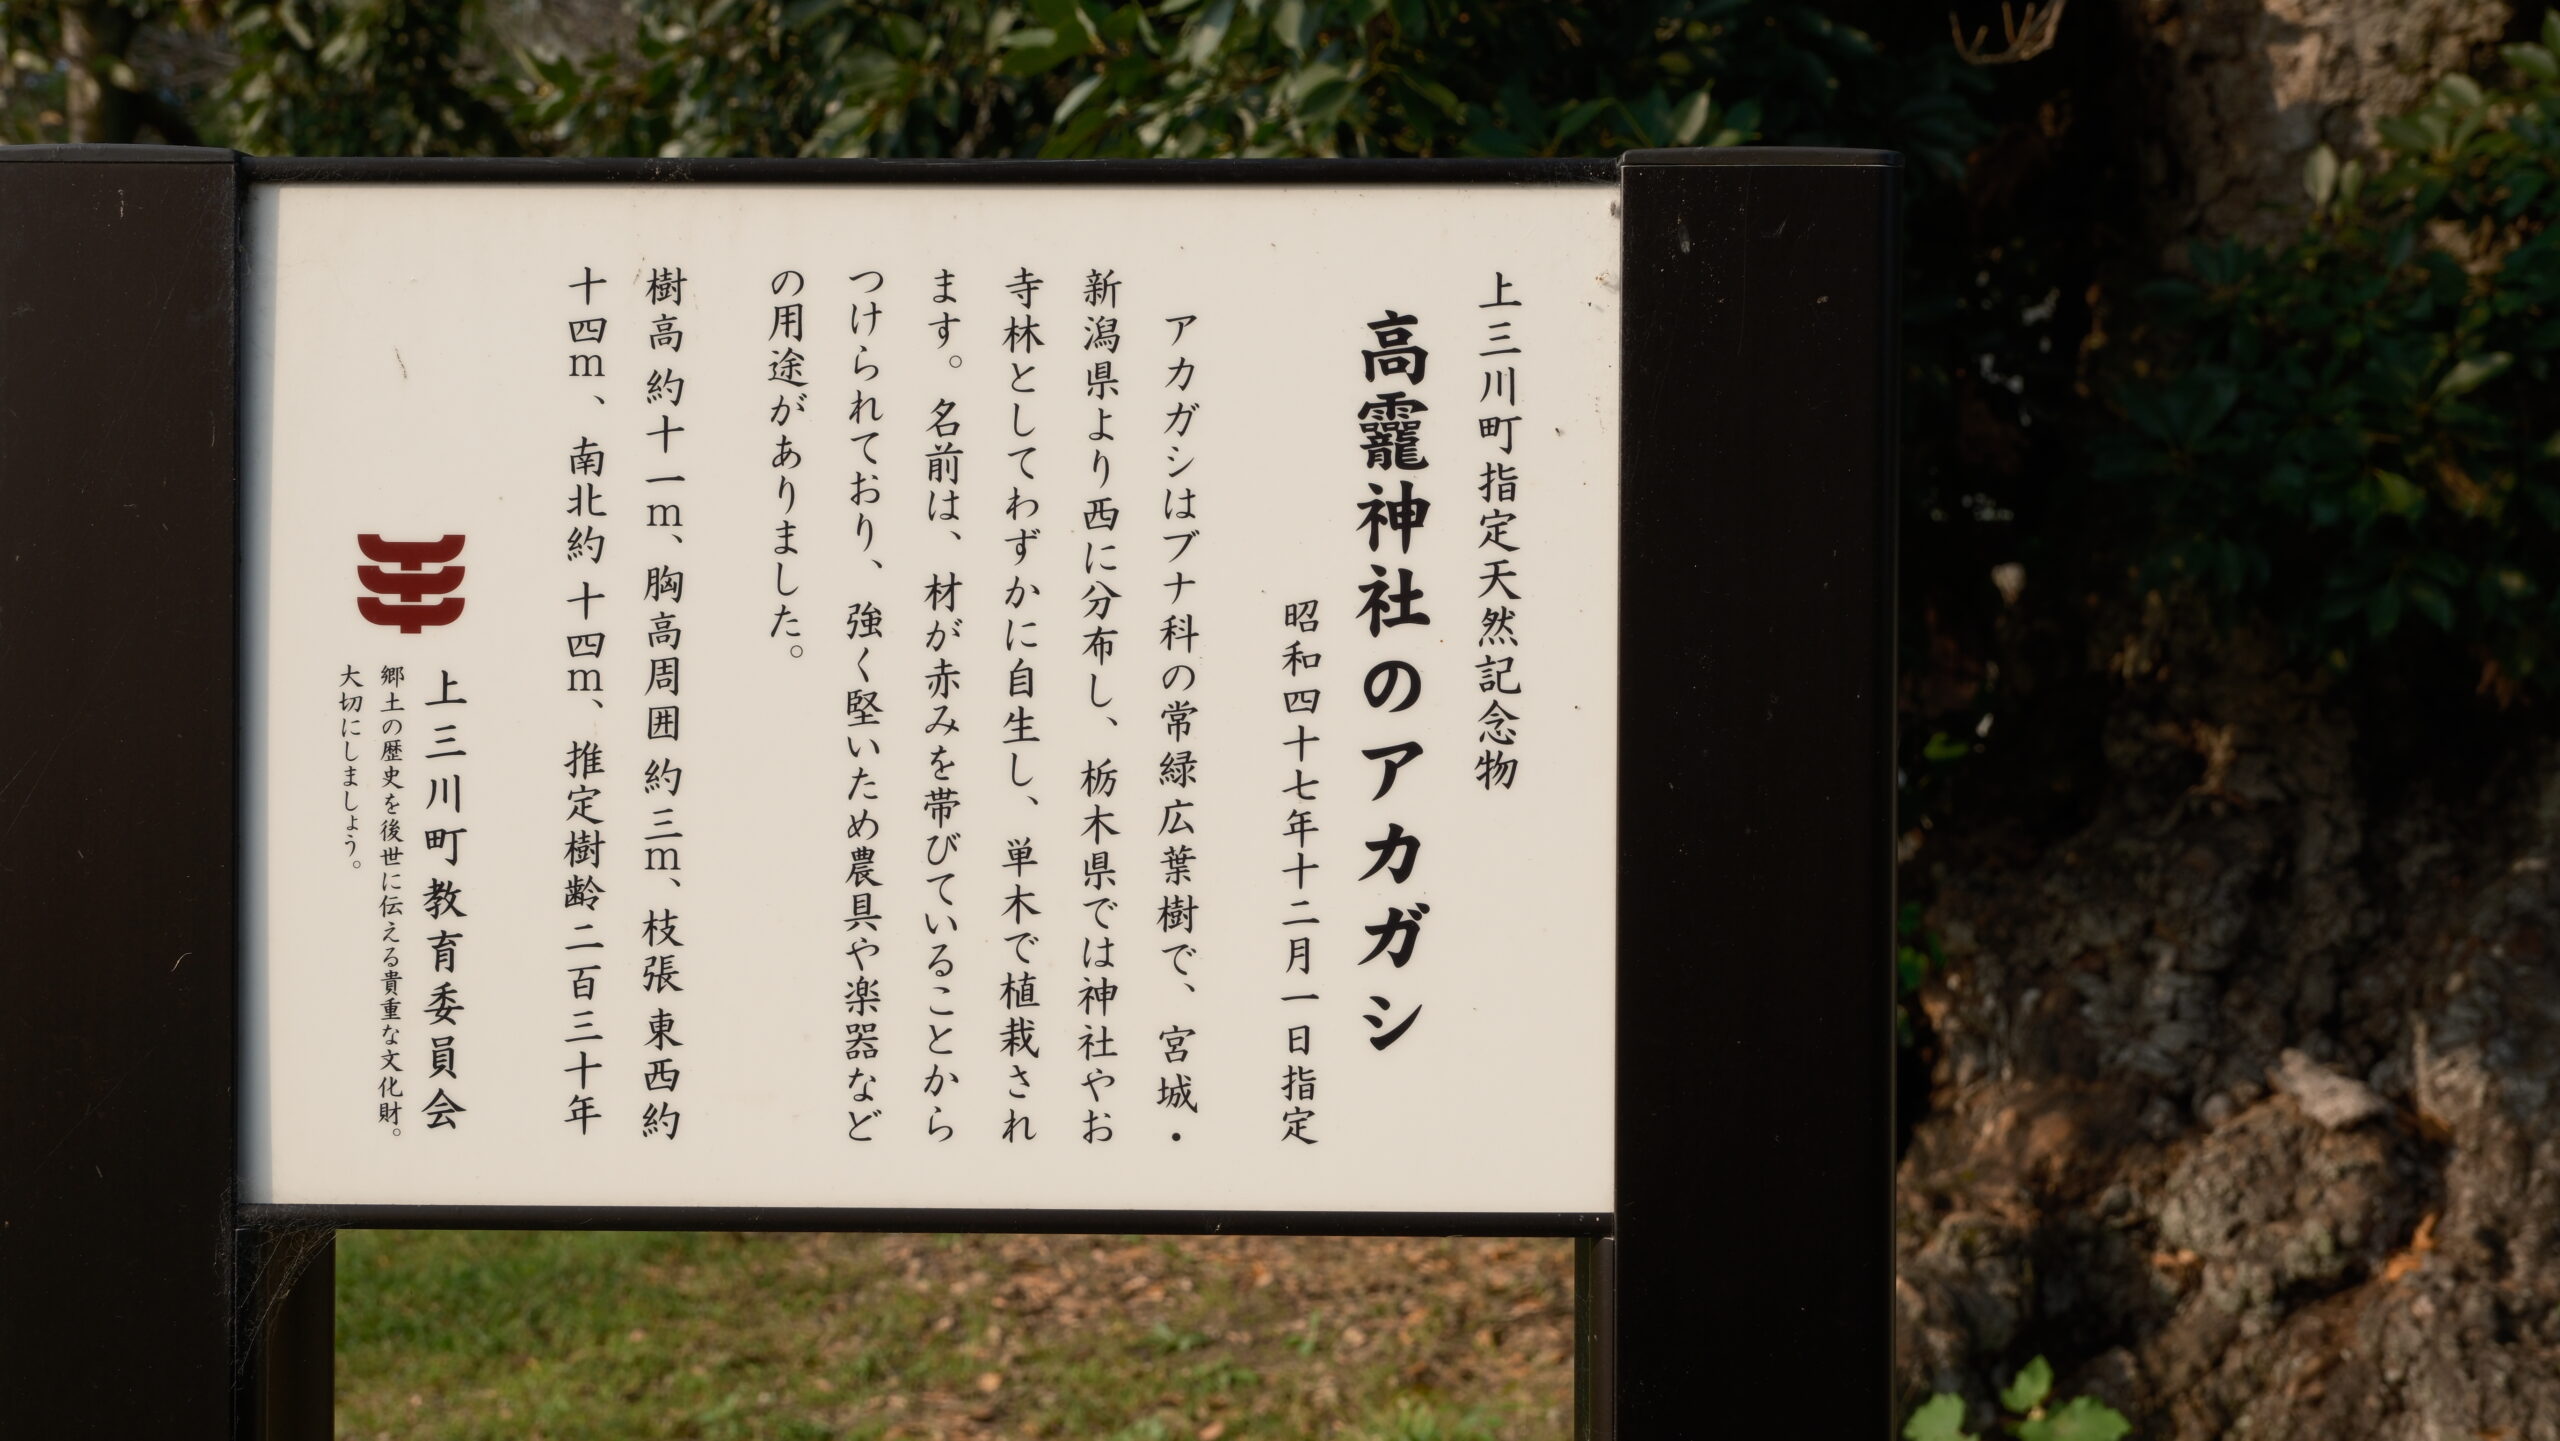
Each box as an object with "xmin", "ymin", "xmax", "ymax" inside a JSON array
[{"xmin": 333, "ymin": 1230, "xmax": 1574, "ymax": 1440}]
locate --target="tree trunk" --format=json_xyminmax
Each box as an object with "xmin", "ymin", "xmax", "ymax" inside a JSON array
[
  {"xmin": 60, "ymin": 3, "xmax": 137, "ymax": 144},
  {"xmin": 1890, "ymin": 4, "xmax": 2560, "ymax": 1435},
  {"xmin": 57, "ymin": 1, "xmax": 200, "ymax": 146},
  {"xmin": 2122, "ymin": 0, "xmax": 2512, "ymax": 253},
  {"xmin": 1899, "ymin": 610, "xmax": 2560, "ymax": 1436}
]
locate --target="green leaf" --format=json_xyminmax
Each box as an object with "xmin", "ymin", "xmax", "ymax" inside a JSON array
[
  {"xmin": 1904, "ymin": 1393, "xmax": 1976, "ymax": 1441},
  {"xmin": 2408, "ymin": 581, "xmax": 2457, "ymax": 631},
  {"xmin": 1295, "ymin": 76, "xmax": 1355, "ymax": 123},
  {"xmin": 2018, "ymin": 1397, "xmax": 2133, "ymax": 1441},
  {"xmin": 1668, "ymin": 88, "xmax": 1712, "ymax": 146},
  {"xmin": 1550, "ymin": 96, "xmax": 1610, "ymax": 144},
  {"xmin": 2504, "ymin": 42, "xmax": 2560, "ymax": 84},
  {"xmin": 1922, "ymin": 731, "xmax": 1971, "ymax": 763},
  {"xmin": 1179, "ymin": 0, "xmax": 1233, "ymax": 67},
  {"xmin": 1270, "ymin": 0, "xmax": 1307, "ymax": 53},
  {"xmin": 1054, "ymin": 70, "xmax": 1106, "ymax": 122},
  {"xmin": 2377, "ymin": 115, "xmax": 2435, "ymax": 153},
  {"xmin": 2434, "ymin": 351, "xmax": 2513, "ymax": 399},
  {"xmin": 2303, "ymin": 143, "xmax": 2339, "ymax": 208},
  {"xmin": 2001, "ymin": 1356, "xmax": 2055, "ymax": 1414},
  {"xmin": 1404, "ymin": 76, "xmax": 1465, "ymax": 122},
  {"xmin": 2410, "ymin": 551, "xmax": 2468, "ymax": 586},
  {"xmin": 880, "ymin": 14, "xmax": 928, "ymax": 52},
  {"xmin": 2435, "ymin": 73, "xmax": 2485, "ymax": 111},
  {"xmin": 2369, "ymin": 584, "xmax": 2405, "ymax": 637},
  {"xmin": 1282, "ymin": 60, "xmax": 1345, "ymax": 104},
  {"xmin": 2375, "ymin": 469, "xmax": 2426, "ymax": 516},
  {"xmin": 1001, "ymin": 32, "xmax": 1084, "ymax": 76}
]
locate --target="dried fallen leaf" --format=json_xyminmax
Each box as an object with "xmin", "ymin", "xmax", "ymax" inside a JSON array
[{"xmin": 2381, "ymin": 1212, "xmax": 2440, "ymax": 1282}]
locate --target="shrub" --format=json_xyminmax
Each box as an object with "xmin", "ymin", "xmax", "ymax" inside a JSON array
[{"xmin": 2101, "ymin": 20, "xmax": 2560, "ymax": 699}]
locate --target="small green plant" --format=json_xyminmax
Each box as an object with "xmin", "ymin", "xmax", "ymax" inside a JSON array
[
  {"xmin": 1180, "ymin": 1354, "xmax": 1263, "ymax": 1397},
  {"xmin": 1896, "ymin": 900, "xmax": 1945, "ymax": 1048},
  {"xmin": 1146, "ymin": 1320, "xmax": 1211, "ymax": 1354},
  {"xmin": 2102, "ymin": 20, "xmax": 2560, "ymax": 697},
  {"xmin": 1290, "ymin": 1307, "xmax": 1327, "ymax": 1356},
  {"xmin": 1904, "ymin": 1355, "xmax": 2133, "ymax": 1441},
  {"xmin": 1347, "ymin": 1397, "xmax": 1503, "ymax": 1441}
]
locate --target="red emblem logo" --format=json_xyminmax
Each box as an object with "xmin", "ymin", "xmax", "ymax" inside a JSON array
[{"xmin": 357, "ymin": 534, "xmax": 467, "ymax": 632}]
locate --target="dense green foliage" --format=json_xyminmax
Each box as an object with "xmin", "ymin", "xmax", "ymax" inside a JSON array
[
  {"xmin": 517, "ymin": 0, "xmax": 1984, "ymax": 169},
  {"xmin": 2104, "ymin": 19, "xmax": 2560, "ymax": 698},
  {"xmin": 3, "ymin": 0, "xmax": 1986, "ymax": 170},
  {"xmin": 222, "ymin": 0, "xmax": 518, "ymax": 154}
]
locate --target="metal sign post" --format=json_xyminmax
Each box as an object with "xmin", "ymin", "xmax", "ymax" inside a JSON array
[{"xmin": 0, "ymin": 144, "xmax": 1895, "ymax": 1439}]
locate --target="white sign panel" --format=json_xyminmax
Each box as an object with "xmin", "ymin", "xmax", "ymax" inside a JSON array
[{"xmin": 240, "ymin": 182, "xmax": 1619, "ymax": 1213}]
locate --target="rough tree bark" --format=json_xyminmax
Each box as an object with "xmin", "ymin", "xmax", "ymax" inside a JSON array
[
  {"xmin": 1898, "ymin": 608, "xmax": 2560, "ymax": 1436},
  {"xmin": 2123, "ymin": 0, "xmax": 2512, "ymax": 251},
  {"xmin": 1890, "ymin": 3, "xmax": 2560, "ymax": 1436}
]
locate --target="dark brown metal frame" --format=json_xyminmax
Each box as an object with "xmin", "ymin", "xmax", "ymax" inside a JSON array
[{"xmin": 0, "ymin": 143, "xmax": 1895, "ymax": 1440}]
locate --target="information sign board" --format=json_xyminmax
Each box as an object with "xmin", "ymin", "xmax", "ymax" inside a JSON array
[
  {"xmin": 0, "ymin": 146, "xmax": 1895, "ymax": 1440},
  {"xmin": 242, "ymin": 184, "xmax": 1620, "ymax": 1215}
]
